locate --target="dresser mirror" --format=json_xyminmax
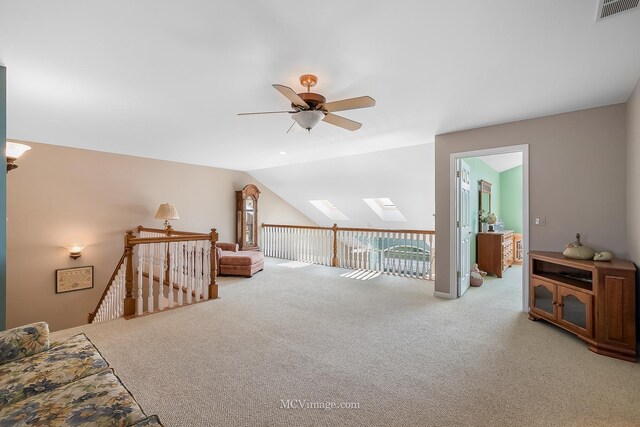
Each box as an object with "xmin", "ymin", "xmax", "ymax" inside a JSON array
[{"xmin": 479, "ymin": 180, "xmax": 492, "ymax": 232}]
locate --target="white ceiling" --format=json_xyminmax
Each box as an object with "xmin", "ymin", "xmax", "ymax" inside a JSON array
[
  {"xmin": 477, "ymin": 152, "xmax": 523, "ymax": 173},
  {"xmin": 251, "ymin": 144, "xmax": 435, "ymax": 230},
  {"xmin": 1, "ymin": 1, "xmax": 640, "ymax": 171}
]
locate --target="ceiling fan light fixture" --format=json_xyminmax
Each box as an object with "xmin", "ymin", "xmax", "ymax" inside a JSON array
[
  {"xmin": 299, "ymin": 74, "xmax": 318, "ymax": 91},
  {"xmin": 292, "ymin": 110, "xmax": 324, "ymax": 132}
]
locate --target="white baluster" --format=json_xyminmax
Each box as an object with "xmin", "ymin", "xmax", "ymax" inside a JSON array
[
  {"xmin": 428, "ymin": 234, "xmax": 434, "ymax": 280},
  {"xmin": 167, "ymin": 242, "xmax": 175, "ymax": 308},
  {"xmin": 374, "ymin": 232, "xmax": 380, "ymax": 272},
  {"xmin": 186, "ymin": 242, "xmax": 193, "ymax": 304},
  {"xmin": 157, "ymin": 242, "xmax": 165, "ymax": 310},
  {"xmin": 204, "ymin": 244, "xmax": 210, "ymax": 300},
  {"xmin": 264, "ymin": 227, "xmax": 268, "ymax": 256},
  {"xmin": 137, "ymin": 245, "xmax": 144, "ymax": 315},
  {"xmin": 322, "ymin": 230, "xmax": 326, "ymax": 266},
  {"xmin": 118, "ymin": 263, "xmax": 124, "ymax": 317},
  {"xmin": 284, "ymin": 227, "xmax": 288, "ymax": 259},
  {"xmin": 411, "ymin": 233, "xmax": 416, "ymax": 278},
  {"xmin": 147, "ymin": 243, "xmax": 155, "ymax": 313},
  {"xmin": 392, "ymin": 233, "xmax": 398, "ymax": 275},
  {"xmin": 177, "ymin": 243, "xmax": 184, "ymax": 306},
  {"xmin": 337, "ymin": 231, "xmax": 341, "ymax": 267},
  {"xmin": 285, "ymin": 228, "xmax": 289, "ymax": 259},
  {"xmin": 421, "ymin": 234, "xmax": 427, "ymax": 279},
  {"xmin": 319, "ymin": 229, "xmax": 323, "ymax": 265},
  {"xmin": 409, "ymin": 233, "xmax": 415, "ymax": 278},
  {"xmin": 401, "ymin": 233, "xmax": 407, "ymax": 277},
  {"xmin": 196, "ymin": 242, "xmax": 201, "ymax": 300},
  {"xmin": 328, "ymin": 229, "xmax": 332, "ymax": 266}
]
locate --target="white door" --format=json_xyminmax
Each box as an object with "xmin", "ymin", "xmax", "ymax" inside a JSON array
[{"xmin": 457, "ymin": 160, "xmax": 472, "ymax": 296}]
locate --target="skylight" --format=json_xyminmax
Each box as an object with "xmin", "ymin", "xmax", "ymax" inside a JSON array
[
  {"xmin": 363, "ymin": 198, "xmax": 407, "ymax": 222},
  {"xmin": 309, "ymin": 200, "xmax": 349, "ymax": 221},
  {"xmin": 375, "ymin": 198, "xmax": 396, "ymax": 210}
]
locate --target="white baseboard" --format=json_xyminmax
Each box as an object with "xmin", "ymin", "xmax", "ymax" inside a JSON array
[{"xmin": 433, "ymin": 291, "xmax": 456, "ymax": 299}]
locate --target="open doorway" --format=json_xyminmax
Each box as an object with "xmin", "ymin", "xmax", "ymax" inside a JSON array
[{"xmin": 451, "ymin": 145, "xmax": 529, "ymax": 311}]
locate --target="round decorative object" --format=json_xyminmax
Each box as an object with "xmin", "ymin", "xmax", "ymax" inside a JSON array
[
  {"xmin": 470, "ymin": 263, "xmax": 486, "ymax": 287},
  {"xmin": 470, "ymin": 272, "xmax": 484, "ymax": 287},
  {"xmin": 563, "ymin": 233, "xmax": 596, "ymax": 260},
  {"xmin": 594, "ymin": 251, "xmax": 613, "ymax": 261}
]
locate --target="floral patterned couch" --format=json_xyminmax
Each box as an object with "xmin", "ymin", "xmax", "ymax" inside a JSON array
[{"xmin": 0, "ymin": 322, "xmax": 162, "ymax": 427}]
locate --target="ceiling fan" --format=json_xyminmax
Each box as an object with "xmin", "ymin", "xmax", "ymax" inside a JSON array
[{"xmin": 238, "ymin": 74, "xmax": 375, "ymax": 133}]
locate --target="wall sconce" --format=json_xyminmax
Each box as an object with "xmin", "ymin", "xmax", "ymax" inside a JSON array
[
  {"xmin": 6, "ymin": 141, "xmax": 31, "ymax": 172},
  {"xmin": 155, "ymin": 203, "xmax": 179, "ymax": 230},
  {"xmin": 64, "ymin": 244, "xmax": 86, "ymax": 260}
]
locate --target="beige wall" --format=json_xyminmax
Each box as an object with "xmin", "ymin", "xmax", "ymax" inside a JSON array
[
  {"xmin": 7, "ymin": 143, "xmax": 314, "ymax": 331},
  {"xmin": 627, "ymin": 79, "xmax": 640, "ymax": 270},
  {"xmin": 434, "ymin": 104, "xmax": 627, "ymax": 294}
]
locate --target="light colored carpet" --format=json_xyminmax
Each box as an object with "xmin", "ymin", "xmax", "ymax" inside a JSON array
[{"xmin": 52, "ymin": 258, "xmax": 640, "ymax": 427}]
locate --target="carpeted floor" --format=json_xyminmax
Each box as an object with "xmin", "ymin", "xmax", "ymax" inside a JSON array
[{"xmin": 52, "ymin": 258, "xmax": 640, "ymax": 426}]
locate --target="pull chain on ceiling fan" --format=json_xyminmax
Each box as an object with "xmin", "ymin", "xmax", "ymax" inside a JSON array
[{"xmin": 238, "ymin": 74, "xmax": 375, "ymax": 133}]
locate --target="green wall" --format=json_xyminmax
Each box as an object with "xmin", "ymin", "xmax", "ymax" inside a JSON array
[
  {"xmin": 465, "ymin": 157, "xmax": 500, "ymax": 264},
  {"xmin": 500, "ymin": 165, "xmax": 523, "ymax": 233},
  {"xmin": 0, "ymin": 67, "xmax": 6, "ymax": 330},
  {"xmin": 465, "ymin": 158, "xmax": 523, "ymax": 264}
]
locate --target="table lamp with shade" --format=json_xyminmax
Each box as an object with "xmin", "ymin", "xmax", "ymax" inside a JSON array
[{"xmin": 155, "ymin": 203, "xmax": 179, "ymax": 230}]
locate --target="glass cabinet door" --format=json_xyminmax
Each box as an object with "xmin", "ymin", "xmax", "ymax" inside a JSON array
[
  {"xmin": 244, "ymin": 197, "xmax": 255, "ymax": 246},
  {"xmin": 557, "ymin": 287, "xmax": 593, "ymax": 338},
  {"xmin": 530, "ymin": 279, "xmax": 556, "ymax": 321}
]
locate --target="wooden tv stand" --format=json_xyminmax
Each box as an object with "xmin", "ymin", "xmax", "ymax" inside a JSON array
[{"xmin": 529, "ymin": 251, "xmax": 637, "ymax": 362}]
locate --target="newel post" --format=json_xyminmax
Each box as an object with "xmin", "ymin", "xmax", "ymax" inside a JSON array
[
  {"xmin": 209, "ymin": 228, "xmax": 219, "ymax": 299},
  {"xmin": 332, "ymin": 223, "xmax": 339, "ymax": 267},
  {"xmin": 124, "ymin": 230, "xmax": 136, "ymax": 316}
]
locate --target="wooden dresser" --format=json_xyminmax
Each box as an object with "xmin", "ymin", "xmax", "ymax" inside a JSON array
[
  {"xmin": 529, "ymin": 251, "xmax": 636, "ymax": 362},
  {"xmin": 477, "ymin": 231, "xmax": 513, "ymax": 277},
  {"xmin": 512, "ymin": 233, "xmax": 523, "ymax": 264}
]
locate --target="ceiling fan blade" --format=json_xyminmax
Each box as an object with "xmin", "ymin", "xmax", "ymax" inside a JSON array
[
  {"xmin": 237, "ymin": 110, "xmax": 296, "ymax": 115},
  {"xmin": 323, "ymin": 96, "xmax": 376, "ymax": 113},
  {"xmin": 273, "ymin": 84, "xmax": 310, "ymax": 109},
  {"xmin": 322, "ymin": 113, "xmax": 362, "ymax": 131}
]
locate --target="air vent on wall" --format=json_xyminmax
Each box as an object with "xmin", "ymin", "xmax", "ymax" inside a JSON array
[{"xmin": 596, "ymin": 0, "xmax": 639, "ymax": 21}]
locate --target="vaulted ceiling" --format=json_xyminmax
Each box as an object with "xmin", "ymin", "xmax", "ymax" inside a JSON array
[{"xmin": 1, "ymin": 1, "xmax": 639, "ymax": 171}]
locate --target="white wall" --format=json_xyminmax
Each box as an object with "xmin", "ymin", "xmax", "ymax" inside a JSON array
[{"xmin": 249, "ymin": 144, "xmax": 435, "ymax": 230}]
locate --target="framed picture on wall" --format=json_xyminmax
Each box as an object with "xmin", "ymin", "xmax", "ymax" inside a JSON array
[{"xmin": 56, "ymin": 266, "xmax": 94, "ymax": 294}]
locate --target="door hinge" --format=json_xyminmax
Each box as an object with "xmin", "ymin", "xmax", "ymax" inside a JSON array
[
  {"xmin": 456, "ymin": 220, "xmax": 460, "ymax": 228},
  {"xmin": 456, "ymin": 171, "xmax": 460, "ymax": 178}
]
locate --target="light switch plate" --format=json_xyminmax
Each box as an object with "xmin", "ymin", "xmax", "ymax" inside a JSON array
[{"xmin": 534, "ymin": 216, "xmax": 546, "ymax": 226}]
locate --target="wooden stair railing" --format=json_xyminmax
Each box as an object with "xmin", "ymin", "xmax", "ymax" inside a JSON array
[
  {"xmin": 90, "ymin": 226, "xmax": 219, "ymax": 323},
  {"xmin": 88, "ymin": 252, "xmax": 127, "ymax": 323}
]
